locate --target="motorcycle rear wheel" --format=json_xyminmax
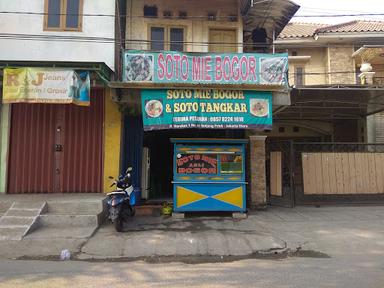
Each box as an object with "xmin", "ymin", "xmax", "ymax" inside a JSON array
[
  {"xmin": 114, "ymin": 216, "xmax": 123, "ymax": 232},
  {"xmin": 126, "ymin": 205, "xmax": 135, "ymax": 217}
]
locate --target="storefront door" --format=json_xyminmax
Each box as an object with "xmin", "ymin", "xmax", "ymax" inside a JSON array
[{"xmin": 7, "ymin": 89, "xmax": 104, "ymax": 194}]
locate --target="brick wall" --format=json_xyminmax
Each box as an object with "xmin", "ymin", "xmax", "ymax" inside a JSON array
[
  {"xmin": 328, "ymin": 46, "xmax": 356, "ymax": 84},
  {"xmin": 248, "ymin": 135, "xmax": 267, "ymax": 209},
  {"xmin": 373, "ymin": 64, "xmax": 384, "ymax": 85}
]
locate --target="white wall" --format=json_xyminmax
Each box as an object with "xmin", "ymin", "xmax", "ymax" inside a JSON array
[{"xmin": 0, "ymin": 0, "xmax": 115, "ymax": 71}]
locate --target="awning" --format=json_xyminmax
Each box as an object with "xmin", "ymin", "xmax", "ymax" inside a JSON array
[
  {"xmin": 274, "ymin": 86, "xmax": 384, "ymax": 120},
  {"xmin": 108, "ymin": 81, "xmax": 287, "ymax": 92},
  {"xmin": 0, "ymin": 61, "xmax": 113, "ymax": 84},
  {"xmin": 241, "ymin": 0, "xmax": 300, "ymax": 43},
  {"xmin": 352, "ymin": 45, "xmax": 384, "ymax": 63}
]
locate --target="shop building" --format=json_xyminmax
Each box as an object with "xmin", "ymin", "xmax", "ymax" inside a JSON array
[
  {"xmin": 111, "ymin": 0, "xmax": 299, "ymax": 210},
  {"xmin": 265, "ymin": 21, "xmax": 384, "ymax": 206},
  {"xmin": 0, "ymin": 0, "xmax": 121, "ymax": 194}
]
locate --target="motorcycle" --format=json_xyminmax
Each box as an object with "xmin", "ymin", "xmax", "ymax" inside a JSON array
[{"xmin": 106, "ymin": 167, "xmax": 136, "ymax": 232}]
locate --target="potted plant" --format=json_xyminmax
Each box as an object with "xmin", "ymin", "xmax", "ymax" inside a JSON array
[{"xmin": 161, "ymin": 201, "xmax": 173, "ymax": 216}]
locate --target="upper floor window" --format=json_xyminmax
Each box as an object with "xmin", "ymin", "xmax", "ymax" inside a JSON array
[
  {"xmin": 209, "ymin": 29, "xmax": 237, "ymax": 53},
  {"xmin": 150, "ymin": 26, "xmax": 185, "ymax": 51},
  {"xmin": 294, "ymin": 66, "xmax": 305, "ymax": 86},
  {"xmin": 44, "ymin": 0, "xmax": 83, "ymax": 31}
]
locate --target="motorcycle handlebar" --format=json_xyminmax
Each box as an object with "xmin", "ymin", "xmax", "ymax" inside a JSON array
[{"xmin": 109, "ymin": 168, "xmax": 132, "ymax": 189}]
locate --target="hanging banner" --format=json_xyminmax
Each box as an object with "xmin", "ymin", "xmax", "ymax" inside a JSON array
[
  {"xmin": 123, "ymin": 50, "xmax": 288, "ymax": 86},
  {"xmin": 141, "ymin": 89, "xmax": 272, "ymax": 131},
  {"xmin": 2, "ymin": 68, "xmax": 90, "ymax": 106}
]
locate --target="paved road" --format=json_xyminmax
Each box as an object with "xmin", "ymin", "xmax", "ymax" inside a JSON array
[
  {"xmin": 0, "ymin": 255, "xmax": 383, "ymax": 288},
  {"xmin": 80, "ymin": 206, "xmax": 384, "ymax": 260},
  {"xmin": 1, "ymin": 206, "xmax": 384, "ymax": 287}
]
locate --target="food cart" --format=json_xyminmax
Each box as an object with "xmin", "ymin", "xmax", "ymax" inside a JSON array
[{"xmin": 171, "ymin": 138, "xmax": 247, "ymax": 212}]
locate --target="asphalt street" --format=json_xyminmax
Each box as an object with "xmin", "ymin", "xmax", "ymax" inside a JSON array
[
  {"xmin": 1, "ymin": 206, "xmax": 384, "ymax": 287},
  {"xmin": 0, "ymin": 255, "xmax": 383, "ymax": 288}
]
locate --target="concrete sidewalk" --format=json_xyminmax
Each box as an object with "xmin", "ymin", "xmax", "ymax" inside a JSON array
[{"xmin": 0, "ymin": 206, "xmax": 384, "ymax": 261}]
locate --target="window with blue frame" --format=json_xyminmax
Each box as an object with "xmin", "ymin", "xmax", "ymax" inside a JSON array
[{"xmin": 175, "ymin": 147, "xmax": 244, "ymax": 178}]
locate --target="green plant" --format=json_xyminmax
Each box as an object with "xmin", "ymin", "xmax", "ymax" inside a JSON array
[{"xmin": 161, "ymin": 201, "xmax": 173, "ymax": 216}]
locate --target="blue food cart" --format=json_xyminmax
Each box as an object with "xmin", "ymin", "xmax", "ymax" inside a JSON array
[{"xmin": 171, "ymin": 138, "xmax": 247, "ymax": 212}]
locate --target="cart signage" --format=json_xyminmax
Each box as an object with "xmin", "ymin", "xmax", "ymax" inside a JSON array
[
  {"xmin": 124, "ymin": 50, "xmax": 288, "ymax": 86},
  {"xmin": 2, "ymin": 68, "xmax": 90, "ymax": 106},
  {"xmin": 172, "ymin": 140, "xmax": 247, "ymax": 212},
  {"xmin": 141, "ymin": 89, "xmax": 272, "ymax": 130},
  {"xmin": 176, "ymin": 154, "xmax": 218, "ymax": 174}
]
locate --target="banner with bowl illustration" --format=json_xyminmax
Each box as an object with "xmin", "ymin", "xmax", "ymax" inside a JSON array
[
  {"xmin": 124, "ymin": 50, "xmax": 288, "ymax": 86},
  {"xmin": 141, "ymin": 89, "xmax": 272, "ymax": 131},
  {"xmin": 2, "ymin": 68, "xmax": 90, "ymax": 106}
]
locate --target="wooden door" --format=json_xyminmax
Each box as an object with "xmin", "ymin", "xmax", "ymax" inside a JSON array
[
  {"xmin": 266, "ymin": 141, "xmax": 295, "ymax": 207},
  {"xmin": 270, "ymin": 152, "xmax": 282, "ymax": 197},
  {"xmin": 209, "ymin": 29, "xmax": 237, "ymax": 53}
]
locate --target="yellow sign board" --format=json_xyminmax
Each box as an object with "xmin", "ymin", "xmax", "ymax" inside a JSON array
[{"xmin": 2, "ymin": 68, "xmax": 90, "ymax": 106}]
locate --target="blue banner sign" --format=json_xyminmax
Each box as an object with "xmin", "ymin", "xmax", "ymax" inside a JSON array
[{"xmin": 141, "ymin": 89, "xmax": 272, "ymax": 131}]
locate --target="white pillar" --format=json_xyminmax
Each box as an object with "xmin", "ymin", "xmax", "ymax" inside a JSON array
[{"xmin": 0, "ymin": 104, "xmax": 11, "ymax": 193}]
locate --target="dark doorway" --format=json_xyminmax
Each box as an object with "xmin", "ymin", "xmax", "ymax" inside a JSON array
[
  {"xmin": 143, "ymin": 129, "xmax": 244, "ymax": 200},
  {"xmin": 121, "ymin": 116, "xmax": 143, "ymax": 191},
  {"xmin": 333, "ymin": 120, "xmax": 358, "ymax": 142}
]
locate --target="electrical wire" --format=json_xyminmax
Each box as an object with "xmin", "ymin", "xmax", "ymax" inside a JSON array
[
  {"xmin": 294, "ymin": 13, "xmax": 384, "ymax": 18},
  {"xmin": 0, "ymin": 38, "xmax": 382, "ymax": 78},
  {"xmin": 0, "ymin": 9, "xmax": 383, "ymax": 79},
  {"xmin": 0, "ymin": 10, "xmax": 383, "ymax": 19},
  {"xmin": 0, "ymin": 33, "xmax": 383, "ymax": 49}
]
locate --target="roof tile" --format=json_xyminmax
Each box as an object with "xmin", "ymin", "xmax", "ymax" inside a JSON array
[
  {"xmin": 278, "ymin": 20, "xmax": 384, "ymax": 39},
  {"xmin": 278, "ymin": 22, "xmax": 327, "ymax": 39},
  {"xmin": 316, "ymin": 20, "xmax": 384, "ymax": 33}
]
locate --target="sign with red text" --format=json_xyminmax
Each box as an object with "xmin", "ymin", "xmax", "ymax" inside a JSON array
[
  {"xmin": 123, "ymin": 50, "xmax": 288, "ymax": 86},
  {"xmin": 176, "ymin": 154, "xmax": 218, "ymax": 174},
  {"xmin": 2, "ymin": 68, "xmax": 90, "ymax": 106}
]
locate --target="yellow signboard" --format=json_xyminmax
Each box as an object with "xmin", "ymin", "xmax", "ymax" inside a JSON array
[{"xmin": 2, "ymin": 68, "xmax": 90, "ymax": 106}]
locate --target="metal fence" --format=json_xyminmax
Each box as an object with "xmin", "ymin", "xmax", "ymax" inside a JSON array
[{"xmin": 266, "ymin": 141, "xmax": 384, "ymax": 206}]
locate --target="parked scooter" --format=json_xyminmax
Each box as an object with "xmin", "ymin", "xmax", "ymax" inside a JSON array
[{"xmin": 106, "ymin": 167, "xmax": 135, "ymax": 232}]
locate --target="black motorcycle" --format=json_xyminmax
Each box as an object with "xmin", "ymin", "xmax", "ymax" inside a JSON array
[{"xmin": 106, "ymin": 167, "xmax": 135, "ymax": 232}]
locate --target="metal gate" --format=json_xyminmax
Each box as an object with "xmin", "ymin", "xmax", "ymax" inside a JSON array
[
  {"xmin": 7, "ymin": 89, "xmax": 104, "ymax": 193},
  {"xmin": 266, "ymin": 140, "xmax": 384, "ymax": 206}
]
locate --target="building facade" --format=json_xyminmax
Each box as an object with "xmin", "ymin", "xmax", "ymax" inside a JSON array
[
  {"xmin": 1, "ymin": 0, "xmax": 319, "ymax": 211},
  {"xmin": 265, "ymin": 20, "xmax": 384, "ymax": 205},
  {"xmin": 274, "ymin": 20, "xmax": 384, "ymax": 143},
  {"xmin": 110, "ymin": 0, "xmax": 299, "ymax": 210},
  {"xmin": 0, "ymin": 0, "xmax": 120, "ymax": 194}
]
